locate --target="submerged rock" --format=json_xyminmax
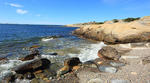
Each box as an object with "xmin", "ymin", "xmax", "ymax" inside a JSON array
[
  {"xmin": 14, "ymin": 58, "xmax": 51, "ymax": 74},
  {"xmin": 19, "ymin": 49, "xmax": 40, "ymax": 61},
  {"xmin": 98, "ymin": 46, "xmax": 121, "ymax": 61},
  {"xmin": 98, "ymin": 66, "xmax": 117, "ymax": 73}
]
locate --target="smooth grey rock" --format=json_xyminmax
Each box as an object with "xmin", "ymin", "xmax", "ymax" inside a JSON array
[
  {"xmin": 98, "ymin": 66, "xmax": 117, "ymax": 73},
  {"xmin": 110, "ymin": 62, "xmax": 125, "ymax": 67},
  {"xmin": 111, "ymin": 79, "xmax": 130, "ymax": 83},
  {"xmin": 88, "ymin": 78, "xmax": 104, "ymax": 83}
]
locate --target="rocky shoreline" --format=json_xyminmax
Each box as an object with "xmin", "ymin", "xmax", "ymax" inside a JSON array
[
  {"xmin": 1, "ymin": 16, "xmax": 150, "ymax": 83},
  {"xmin": 72, "ymin": 16, "xmax": 150, "ymax": 44},
  {"xmin": 1, "ymin": 42, "xmax": 150, "ymax": 83}
]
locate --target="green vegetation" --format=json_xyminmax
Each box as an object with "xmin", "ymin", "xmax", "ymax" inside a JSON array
[
  {"xmin": 123, "ymin": 17, "xmax": 140, "ymax": 22},
  {"xmin": 112, "ymin": 19, "xmax": 119, "ymax": 23}
]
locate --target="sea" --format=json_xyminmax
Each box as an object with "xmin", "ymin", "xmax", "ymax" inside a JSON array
[{"xmin": 0, "ymin": 24, "xmax": 106, "ymax": 79}]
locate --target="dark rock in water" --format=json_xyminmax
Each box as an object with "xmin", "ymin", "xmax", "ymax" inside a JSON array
[
  {"xmin": 98, "ymin": 66, "xmax": 117, "ymax": 73},
  {"xmin": 98, "ymin": 46, "xmax": 121, "ymax": 61},
  {"xmin": 49, "ymin": 52, "xmax": 58, "ymax": 55},
  {"xmin": 14, "ymin": 58, "xmax": 51, "ymax": 74},
  {"xmin": 64, "ymin": 57, "xmax": 81, "ymax": 67},
  {"xmin": 0, "ymin": 57, "xmax": 8, "ymax": 61},
  {"xmin": 19, "ymin": 49, "xmax": 40, "ymax": 61}
]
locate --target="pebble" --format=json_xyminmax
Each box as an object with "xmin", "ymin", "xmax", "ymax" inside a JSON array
[
  {"xmin": 88, "ymin": 78, "xmax": 104, "ymax": 83},
  {"xmin": 110, "ymin": 62, "xmax": 125, "ymax": 67},
  {"xmin": 98, "ymin": 66, "xmax": 117, "ymax": 73},
  {"xmin": 111, "ymin": 79, "xmax": 131, "ymax": 83}
]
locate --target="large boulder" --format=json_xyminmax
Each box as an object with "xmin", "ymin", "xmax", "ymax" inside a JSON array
[
  {"xmin": 14, "ymin": 58, "xmax": 51, "ymax": 74},
  {"xmin": 98, "ymin": 46, "xmax": 121, "ymax": 60},
  {"xmin": 73, "ymin": 16, "xmax": 150, "ymax": 44}
]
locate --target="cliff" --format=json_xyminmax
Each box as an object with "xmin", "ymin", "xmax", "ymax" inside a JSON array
[{"xmin": 72, "ymin": 16, "xmax": 150, "ymax": 44}]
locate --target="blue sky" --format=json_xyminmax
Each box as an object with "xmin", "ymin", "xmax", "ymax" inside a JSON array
[{"xmin": 0, "ymin": 0, "xmax": 150, "ymax": 25}]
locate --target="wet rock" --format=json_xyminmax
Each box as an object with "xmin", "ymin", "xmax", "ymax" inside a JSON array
[
  {"xmin": 111, "ymin": 79, "xmax": 131, "ymax": 83},
  {"xmin": 14, "ymin": 58, "xmax": 51, "ymax": 74},
  {"xmin": 31, "ymin": 78, "xmax": 39, "ymax": 83},
  {"xmin": 98, "ymin": 66, "xmax": 117, "ymax": 73},
  {"xmin": 64, "ymin": 57, "xmax": 81, "ymax": 67},
  {"xmin": 82, "ymin": 61, "xmax": 98, "ymax": 68},
  {"xmin": 110, "ymin": 62, "xmax": 125, "ymax": 67},
  {"xmin": 57, "ymin": 66, "xmax": 70, "ymax": 77},
  {"xmin": 98, "ymin": 46, "xmax": 121, "ymax": 61},
  {"xmin": 57, "ymin": 57, "xmax": 81, "ymax": 77},
  {"xmin": 49, "ymin": 52, "xmax": 58, "ymax": 55},
  {"xmin": 0, "ymin": 70, "xmax": 16, "ymax": 82},
  {"xmin": 0, "ymin": 57, "xmax": 8, "ymax": 61},
  {"xmin": 88, "ymin": 78, "xmax": 104, "ymax": 83},
  {"xmin": 19, "ymin": 49, "xmax": 40, "ymax": 61},
  {"xmin": 24, "ymin": 72, "xmax": 35, "ymax": 79}
]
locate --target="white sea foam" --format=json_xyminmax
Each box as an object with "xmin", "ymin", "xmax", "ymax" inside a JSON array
[
  {"xmin": 69, "ymin": 42, "xmax": 106, "ymax": 62},
  {"xmin": 41, "ymin": 38, "xmax": 53, "ymax": 41}
]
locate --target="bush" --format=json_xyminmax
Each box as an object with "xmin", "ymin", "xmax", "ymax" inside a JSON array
[
  {"xmin": 95, "ymin": 22, "xmax": 104, "ymax": 24},
  {"xmin": 112, "ymin": 19, "xmax": 119, "ymax": 23},
  {"xmin": 123, "ymin": 17, "xmax": 140, "ymax": 22}
]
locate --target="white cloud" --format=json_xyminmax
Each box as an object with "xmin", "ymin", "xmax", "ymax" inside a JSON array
[
  {"xmin": 6, "ymin": 3, "xmax": 23, "ymax": 8},
  {"xmin": 16, "ymin": 9, "xmax": 28, "ymax": 14}
]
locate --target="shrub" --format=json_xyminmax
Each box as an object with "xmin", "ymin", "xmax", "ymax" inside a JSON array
[
  {"xmin": 123, "ymin": 17, "xmax": 140, "ymax": 22},
  {"xmin": 112, "ymin": 19, "xmax": 119, "ymax": 23}
]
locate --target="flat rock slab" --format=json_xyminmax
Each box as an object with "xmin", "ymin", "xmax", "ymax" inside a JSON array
[{"xmin": 98, "ymin": 66, "xmax": 117, "ymax": 73}]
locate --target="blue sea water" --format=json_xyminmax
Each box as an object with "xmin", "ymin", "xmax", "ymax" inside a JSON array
[
  {"xmin": 0, "ymin": 24, "xmax": 106, "ymax": 79},
  {"xmin": 0, "ymin": 24, "xmax": 82, "ymax": 58}
]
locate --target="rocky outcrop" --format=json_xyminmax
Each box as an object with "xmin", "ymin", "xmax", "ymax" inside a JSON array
[
  {"xmin": 98, "ymin": 46, "xmax": 121, "ymax": 60},
  {"xmin": 73, "ymin": 16, "xmax": 150, "ymax": 44}
]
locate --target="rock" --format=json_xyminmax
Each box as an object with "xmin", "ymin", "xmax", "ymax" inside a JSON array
[
  {"xmin": 142, "ymin": 56, "xmax": 150, "ymax": 65},
  {"xmin": 82, "ymin": 61, "xmax": 98, "ymax": 68},
  {"xmin": 98, "ymin": 46, "xmax": 121, "ymax": 60},
  {"xmin": 73, "ymin": 16, "xmax": 150, "ymax": 44},
  {"xmin": 57, "ymin": 57, "xmax": 81, "ymax": 77},
  {"xmin": 98, "ymin": 66, "xmax": 117, "ymax": 73},
  {"xmin": 121, "ymin": 56, "xmax": 139, "ymax": 59},
  {"xmin": 64, "ymin": 57, "xmax": 81, "ymax": 67},
  {"xmin": 110, "ymin": 61, "xmax": 125, "ymax": 67},
  {"xmin": 111, "ymin": 79, "xmax": 131, "ymax": 83},
  {"xmin": 0, "ymin": 57, "xmax": 8, "ymax": 61},
  {"xmin": 57, "ymin": 66, "xmax": 70, "ymax": 77},
  {"xmin": 49, "ymin": 52, "xmax": 58, "ymax": 55},
  {"xmin": 0, "ymin": 70, "xmax": 16, "ymax": 82},
  {"xmin": 14, "ymin": 58, "xmax": 51, "ymax": 74},
  {"xmin": 24, "ymin": 72, "xmax": 35, "ymax": 79},
  {"xmin": 19, "ymin": 49, "xmax": 40, "ymax": 61},
  {"xmin": 88, "ymin": 78, "xmax": 104, "ymax": 83},
  {"xmin": 31, "ymin": 78, "xmax": 39, "ymax": 83}
]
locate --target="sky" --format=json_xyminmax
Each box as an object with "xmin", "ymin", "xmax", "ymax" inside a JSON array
[{"xmin": 0, "ymin": 0, "xmax": 150, "ymax": 25}]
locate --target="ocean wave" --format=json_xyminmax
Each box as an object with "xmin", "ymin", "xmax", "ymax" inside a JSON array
[{"xmin": 69, "ymin": 42, "xmax": 106, "ymax": 62}]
